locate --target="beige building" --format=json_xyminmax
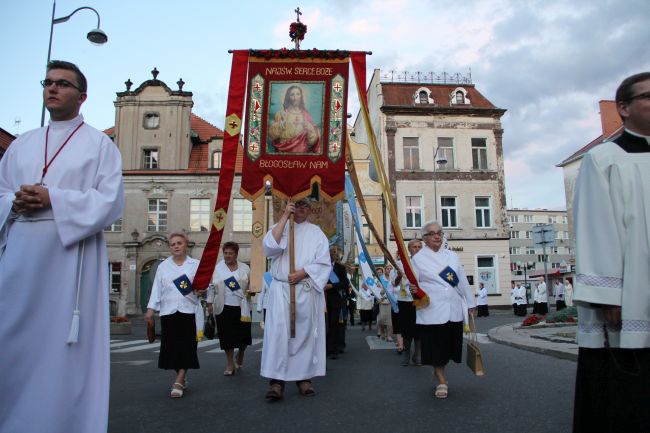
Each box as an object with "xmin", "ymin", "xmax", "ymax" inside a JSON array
[
  {"xmin": 352, "ymin": 69, "xmax": 512, "ymax": 305},
  {"xmin": 104, "ymin": 69, "xmax": 254, "ymax": 316},
  {"xmin": 507, "ymin": 209, "xmax": 574, "ymax": 288},
  {"xmin": 557, "ymin": 100, "xmax": 623, "ymax": 239}
]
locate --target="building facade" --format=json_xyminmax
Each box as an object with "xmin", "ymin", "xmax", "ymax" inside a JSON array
[
  {"xmin": 507, "ymin": 209, "xmax": 575, "ymax": 289},
  {"xmin": 353, "ymin": 69, "xmax": 512, "ymax": 305},
  {"xmin": 104, "ymin": 70, "xmax": 254, "ymax": 316}
]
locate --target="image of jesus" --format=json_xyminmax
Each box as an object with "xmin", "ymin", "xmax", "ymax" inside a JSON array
[{"xmin": 268, "ymin": 85, "xmax": 321, "ymax": 154}]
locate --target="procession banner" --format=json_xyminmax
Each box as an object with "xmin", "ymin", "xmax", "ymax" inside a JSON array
[{"xmin": 240, "ymin": 51, "xmax": 350, "ymax": 202}]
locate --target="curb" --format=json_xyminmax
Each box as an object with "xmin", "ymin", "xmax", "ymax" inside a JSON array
[{"xmin": 488, "ymin": 323, "xmax": 578, "ymax": 361}]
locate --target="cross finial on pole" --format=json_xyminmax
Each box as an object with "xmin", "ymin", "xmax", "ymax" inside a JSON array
[{"xmin": 295, "ymin": 7, "xmax": 302, "ymax": 22}]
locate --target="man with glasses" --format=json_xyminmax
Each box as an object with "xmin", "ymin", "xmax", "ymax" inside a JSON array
[
  {"xmin": 0, "ymin": 60, "xmax": 123, "ymax": 433},
  {"xmin": 260, "ymin": 198, "xmax": 331, "ymax": 400},
  {"xmin": 572, "ymin": 72, "xmax": 650, "ymax": 433}
]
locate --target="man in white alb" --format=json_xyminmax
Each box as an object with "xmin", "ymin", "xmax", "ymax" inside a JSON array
[
  {"xmin": 0, "ymin": 61, "xmax": 124, "ymax": 433},
  {"xmin": 572, "ymin": 72, "xmax": 650, "ymax": 433},
  {"xmin": 260, "ymin": 198, "xmax": 331, "ymax": 400}
]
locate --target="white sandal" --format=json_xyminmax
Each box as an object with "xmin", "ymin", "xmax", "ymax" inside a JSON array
[
  {"xmin": 435, "ymin": 383, "xmax": 448, "ymax": 399},
  {"xmin": 170, "ymin": 382, "xmax": 186, "ymax": 398}
]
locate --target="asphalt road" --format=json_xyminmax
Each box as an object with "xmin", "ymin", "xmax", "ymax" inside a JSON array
[{"xmin": 109, "ymin": 310, "xmax": 576, "ymax": 433}]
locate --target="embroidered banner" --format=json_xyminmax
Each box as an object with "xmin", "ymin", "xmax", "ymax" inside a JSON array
[{"xmin": 240, "ymin": 53, "xmax": 349, "ymax": 202}]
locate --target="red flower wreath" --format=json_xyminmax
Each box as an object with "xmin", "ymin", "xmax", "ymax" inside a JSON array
[{"xmin": 289, "ymin": 22, "xmax": 307, "ymax": 42}]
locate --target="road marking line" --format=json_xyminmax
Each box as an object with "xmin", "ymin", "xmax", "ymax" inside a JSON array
[
  {"xmin": 110, "ymin": 340, "xmax": 149, "ymax": 349},
  {"xmin": 111, "ymin": 342, "xmax": 159, "ymax": 353}
]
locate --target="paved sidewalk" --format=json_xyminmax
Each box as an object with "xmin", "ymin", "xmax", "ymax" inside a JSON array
[{"xmin": 488, "ymin": 322, "xmax": 578, "ymax": 361}]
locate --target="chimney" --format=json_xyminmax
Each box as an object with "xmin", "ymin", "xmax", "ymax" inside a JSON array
[{"xmin": 598, "ymin": 100, "xmax": 622, "ymax": 138}]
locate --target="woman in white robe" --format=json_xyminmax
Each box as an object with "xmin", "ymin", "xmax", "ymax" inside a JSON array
[
  {"xmin": 145, "ymin": 232, "xmax": 201, "ymax": 398},
  {"xmin": 411, "ymin": 221, "xmax": 476, "ymax": 399}
]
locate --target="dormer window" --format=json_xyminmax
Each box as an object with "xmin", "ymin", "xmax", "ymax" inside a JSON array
[
  {"xmin": 414, "ymin": 87, "xmax": 433, "ymax": 104},
  {"xmin": 143, "ymin": 112, "xmax": 160, "ymax": 129},
  {"xmin": 450, "ymin": 87, "xmax": 470, "ymax": 105}
]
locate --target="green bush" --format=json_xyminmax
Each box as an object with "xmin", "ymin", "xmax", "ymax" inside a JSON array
[{"xmin": 545, "ymin": 306, "xmax": 577, "ymax": 323}]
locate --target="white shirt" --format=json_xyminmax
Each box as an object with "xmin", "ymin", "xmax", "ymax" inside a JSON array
[
  {"xmin": 477, "ymin": 286, "xmax": 488, "ymax": 306},
  {"xmin": 412, "ymin": 246, "xmax": 476, "ymax": 325},
  {"xmin": 147, "ymin": 256, "xmax": 200, "ymax": 316}
]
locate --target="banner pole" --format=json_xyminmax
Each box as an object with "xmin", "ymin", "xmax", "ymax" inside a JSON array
[{"xmin": 289, "ymin": 212, "xmax": 296, "ymax": 338}]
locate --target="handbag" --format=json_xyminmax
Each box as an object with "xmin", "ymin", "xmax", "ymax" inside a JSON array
[
  {"xmin": 146, "ymin": 319, "xmax": 156, "ymax": 344},
  {"xmin": 204, "ymin": 313, "xmax": 216, "ymax": 340},
  {"xmin": 466, "ymin": 315, "xmax": 485, "ymax": 376}
]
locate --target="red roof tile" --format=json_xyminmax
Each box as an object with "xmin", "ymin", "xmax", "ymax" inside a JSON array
[
  {"xmin": 381, "ymin": 83, "xmax": 497, "ymax": 109},
  {"xmin": 0, "ymin": 127, "xmax": 16, "ymax": 150},
  {"xmin": 191, "ymin": 114, "xmax": 224, "ymax": 142}
]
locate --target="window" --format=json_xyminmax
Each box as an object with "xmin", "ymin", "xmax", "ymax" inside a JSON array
[
  {"xmin": 436, "ymin": 137, "xmax": 454, "ymax": 169},
  {"xmin": 105, "ymin": 218, "xmax": 122, "ymax": 232},
  {"xmin": 232, "ymin": 198, "xmax": 252, "ymax": 232},
  {"xmin": 562, "ymin": 216, "xmax": 568, "ymax": 224},
  {"xmin": 143, "ymin": 149, "xmax": 159, "ymax": 169},
  {"xmin": 548, "ymin": 216, "xmax": 556, "ymax": 223},
  {"xmin": 524, "ymin": 215, "xmax": 533, "ymax": 223},
  {"xmin": 475, "ymin": 197, "xmax": 491, "ymax": 228},
  {"xmin": 440, "ymin": 196, "xmax": 457, "ymax": 228},
  {"xmin": 509, "ymin": 247, "xmax": 520, "ymax": 255},
  {"xmin": 551, "ymin": 262, "xmax": 561, "ymax": 269},
  {"xmin": 418, "ymin": 90, "xmax": 429, "ymax": 104},
  {"xmin": 526, "ymin": 247, "xmax": 536, "ymax": 255},
  {"xmin": 564, "ymin": 231, "xmax": 570, "ymax": 240},
  {"xmin": 566, "ymin": 247, "xmax": 572, "ymax": 255},
  {"xmin": 471, "ymin": 138, "xmax": 488, "ymax": 170},
  {"xmin": 525, "ymin": 231, "xmax": 533, "ymax": 239},
  {"xmin": 212, "ymin": 151, "xmax": 222, "ymax": 169},
  {"xmin": 190, "ymin": 199, "xmax": 211, "ymax": 232},
  {"xmin": 405, "ymin": 196, "xmax": 422, "ymax": 228},
  {"xmin": 509, "ymin": 214, "xmax": 519, "ymax": 223},
  {"xmin": 510, "ymin": 231, "xmax": 520, "ymax": 239},
  {"xmin": 549, "ymin": 246, "xmax": 559, "ymax": 254},
  {"xmin": 455, "ymin": 91, "xmax": 465, "ymax": 104},
  {"xmin": 538, "ymin": 254, "xmax": 548, "ymax": 262},
  {"xmin": 402, "ymin": 137, "xmax": 420, "ymax": 170},
  {"xmin": 143, "ymin": 112, "xmax": 160, "ymax": 129},
  {"xmin": 147, "ymin": 199, "xmax": 168, "ymax": 232},
  {"xmin": 109, "ymin": 262, "xmax": 121, "ymax": 294}
]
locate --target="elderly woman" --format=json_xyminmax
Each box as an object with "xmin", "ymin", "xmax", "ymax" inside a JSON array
[
  {"xmin": 145, "ymin": 232, "xmax": 201, "ymax": 398},
  {"xmin": 207, "ymin": 241, "xmax": 252, "ymax": 376},
  {"xmin": 411, "ymin": 221, "xmax": 476, "ymax": 399}
]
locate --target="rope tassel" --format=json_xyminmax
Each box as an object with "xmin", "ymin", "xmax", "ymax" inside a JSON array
[{"xmin": 67, "ymin": 241, "xmax": 85, "ymax": 345}]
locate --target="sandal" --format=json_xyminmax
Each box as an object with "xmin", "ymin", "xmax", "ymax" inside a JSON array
[
  {"xmin": 170, "ymin": 382, "xmax": 185, "ymax": 398},
  {"xmin": 435, "ymin": 384, "xmax": 448, "ymax": 399},
  {"xmin": 297, "ymin": 380, "xmax": 316, "ymax": 396},
  {"xmin": 223, "ymin": 368, "xmax": 236, "ymax": 376},
  {"xmin": 265, "ymin": 383, "xmax": 284, "ymax": 401}
]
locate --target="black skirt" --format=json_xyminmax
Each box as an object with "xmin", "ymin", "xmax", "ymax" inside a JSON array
[
  {"xmin": 477, "ymin": 304, "xmax": 489, "ymax": 317},
  {"xmin": 396, "ymin": 301, "xmax": 417, "ymax": 339},
  {"xmin": 573, "ymin": 347, "xmax": 650, "ymax": 433},
  {"xmin": 359, "ymin": 309, "xmax": 373, "ymax": 323},
  {"xmin": 418, "ymin": 321, "xmax": 463, "ymax": 367},
  {"xmin": 159, "ymin": 312, "xmax": 200, "ymax": 370},
  {"xmin": 215, "ymin": 304, "xmax": 252, "ymax": 350}
]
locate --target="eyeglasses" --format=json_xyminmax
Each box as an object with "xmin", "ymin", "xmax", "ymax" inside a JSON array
[
  {"xmin": 40, "ymin": 79, "xmax": 82, "ymax": 92},
  {"xmin": 423, "ymin": 230, "xmax": 444, "ymax": 237},
  {"xmin": 627, "ymin": 91, "xmax": 650, "ymax": 102},
  {"xmin": 294, "ymin": 201, "xmax": 310, "ymax": 208}
]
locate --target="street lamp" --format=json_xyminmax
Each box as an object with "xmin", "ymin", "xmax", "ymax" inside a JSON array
[
  {"xmin": 433, "ymin": 146, "xmax": 448, "ymax": 221},
  {"xmin": 41, "ymin": 1, "xmax": 108, "ymax": 126}
]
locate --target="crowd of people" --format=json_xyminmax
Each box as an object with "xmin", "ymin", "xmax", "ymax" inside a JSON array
[{"xmin": 4, "ymin": 60, "xmax": 647, "ymax": 433}]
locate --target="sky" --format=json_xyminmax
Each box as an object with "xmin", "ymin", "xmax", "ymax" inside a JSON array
[{"xmin": 1, "ymin": 0, "xmax": 649, "ymax": 210}]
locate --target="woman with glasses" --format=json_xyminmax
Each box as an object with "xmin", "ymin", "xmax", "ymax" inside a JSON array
[{"xmin": 411, "ymin": 221, "xmax": 476, "ymax": 399}]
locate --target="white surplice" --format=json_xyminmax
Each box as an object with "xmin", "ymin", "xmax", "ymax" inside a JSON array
[
  {"xmin": 0, "ymin": 115, "xmax": 123, "ymax": 433},
  {"xmin": 411, "ymin": 246, "xmax": 475, "ymax": 326},
  {"xmin": 260, "ymin": 220, "xmax": 331, "ymax": 381},
  {"xmin": 573, "ymin": 135, "xmax": 650, "ymax": 349}
]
